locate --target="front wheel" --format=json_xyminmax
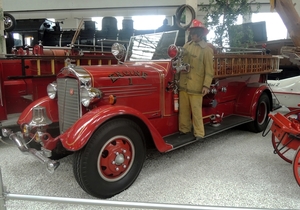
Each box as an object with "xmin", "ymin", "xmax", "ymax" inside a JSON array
[
  {"xmin": 73, "ymin": 118, "xmax": 146, "ymax": 198},
  {"xmin": 247, "ymin": 93, "xmax": 270, "ymax": 133}
]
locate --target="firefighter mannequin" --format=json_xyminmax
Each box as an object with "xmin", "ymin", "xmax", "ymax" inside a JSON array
[{"xmin": 178, "ymin": 19, "xmax": 214, "ymax": 140}]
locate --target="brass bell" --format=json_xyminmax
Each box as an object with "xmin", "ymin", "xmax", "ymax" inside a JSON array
[{"xmin": 29, "ymin": 106, "xmax": 52, "ymax": 127}]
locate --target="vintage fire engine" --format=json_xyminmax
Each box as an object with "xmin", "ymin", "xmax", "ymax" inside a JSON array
[
  {"xmin": 0, "ymin": 41, "xmax": 118, "ymax": 127},
  {"xmin": 2, "ymin": 30, "xmax": 281, "ymax": 198}
]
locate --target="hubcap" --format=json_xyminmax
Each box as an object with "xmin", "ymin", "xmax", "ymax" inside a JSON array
[
  {"xmin": 97, "ymin": 135, "xmax": 134, "ymax": 182},
  {"xmin": 4, "ymin": 17, "xmax": 12, "ymax": 28},
  {"xmin": 257, "ymin": 101, "xmax": 267, "ymax": 125}
]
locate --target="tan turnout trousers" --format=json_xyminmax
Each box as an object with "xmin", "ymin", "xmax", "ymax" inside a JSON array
[{"xmin": 179, "ymin": 91, "xmax": 204, "ymax": 137}]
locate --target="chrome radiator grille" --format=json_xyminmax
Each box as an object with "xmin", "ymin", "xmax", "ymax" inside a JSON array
[{"xmin": 57, "ymin": 78, "xmax": 81, "ymax": 133}]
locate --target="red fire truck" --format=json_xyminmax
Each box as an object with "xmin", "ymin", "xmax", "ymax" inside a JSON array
[
  {"xmin": 2, "ymin": 30, "xmax": 281, "ymax": 198},
  {"xmin": 0, "ymin": 42, "xmax": 118, "ymax": 127}
]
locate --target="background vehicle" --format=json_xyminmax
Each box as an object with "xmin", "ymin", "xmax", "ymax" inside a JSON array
[
  {"xmin": 262, "ymin": 0, "xmax": 300, "ymax": 188},
  {"xmin": 4, "ymin": 12, "xmax": 16, "ymax": 32},
  {"xmin": 267, "ymin": 76, "xmax": 300, "ymax": 110},
  {"xmin": 265, "ymin": 0, "xmax": 300, "ymax": 111},
  {"xmin": 0, "ymin": 44, "xmax": 118, "ymax": 128},
  {"xmin": 2, "ymin": 30, "xmax": 281, "ymax": 198}
]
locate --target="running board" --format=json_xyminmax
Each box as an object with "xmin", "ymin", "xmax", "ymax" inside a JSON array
[{"xmin": 163, "ymin": 115, "xmax": 253, "ymax": 151}]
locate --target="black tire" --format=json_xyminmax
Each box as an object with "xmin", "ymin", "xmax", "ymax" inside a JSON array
[
  {"xmin": 247, "ymin": 93, "xmax": 270, "ymax": 133},
  {"xmin": 4, "ymin": 12, "xmax": 16, "ymax": 32},
  {"xmin": 73, "ymin": 118, "xmax": 146, "ymax": 198}
]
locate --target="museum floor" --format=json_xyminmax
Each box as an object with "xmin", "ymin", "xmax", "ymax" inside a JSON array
[{"xmin": 0, "ymin": 107, "xmax": 298, "ymax": 210}]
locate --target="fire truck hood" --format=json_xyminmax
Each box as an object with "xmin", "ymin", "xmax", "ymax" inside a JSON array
[{"xmin": 58, "ymin": 61, "xmax": 172, "ymax": 87}]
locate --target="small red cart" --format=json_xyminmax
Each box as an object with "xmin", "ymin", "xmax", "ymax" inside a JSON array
[{"xmin": 267, "ymin": 109, "xmax": 300, "ymax": 186}]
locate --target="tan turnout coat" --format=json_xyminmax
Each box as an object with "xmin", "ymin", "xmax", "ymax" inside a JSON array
[{"xmin": 178, "ymin": 40, "xmax": 214, "ymax": 94}]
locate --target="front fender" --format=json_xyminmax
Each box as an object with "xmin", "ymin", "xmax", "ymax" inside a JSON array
[
  {"xmin": 60, "ymin": 105, "xmax": 171, "ymax": 152},
  {"xmin": 235, "ymin": 83, "xmax": 270, "ymax": 118},
  {"xmin": 17, "ymin": 96, "xmax": 59, "ymax": 125}
]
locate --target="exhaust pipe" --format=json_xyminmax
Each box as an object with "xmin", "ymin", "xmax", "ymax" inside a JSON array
[{"xmin": 2, "ymin": 128, "xmax": 60, "ymax": 173}]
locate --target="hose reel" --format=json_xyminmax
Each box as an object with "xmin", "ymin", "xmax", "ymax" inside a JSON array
[{"xmin": 175, "ymin": 4, "xmax": 196, "ymax": 30}]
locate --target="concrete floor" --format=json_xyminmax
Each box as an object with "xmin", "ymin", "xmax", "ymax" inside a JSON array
[{"xmin": 0, "ymin": 107, "xmax": 299, "ymax": 210}]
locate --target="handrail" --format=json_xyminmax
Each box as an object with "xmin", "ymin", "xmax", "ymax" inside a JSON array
[{"xmin": 0, "ymin": 168, "xmax": 288, "ymax": 210}]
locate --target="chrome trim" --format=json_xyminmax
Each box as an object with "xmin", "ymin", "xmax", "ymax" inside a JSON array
[
  {"xmin": 57, "ymin": 65, "xmax": 92, "ymax": 87},
  {"xmin": 57, "ymin": 78, "xmax": 81, "ymax": 133},
  {"xmin": 1, "ymin": 128, "xmax": 59, "ymax": 173}
]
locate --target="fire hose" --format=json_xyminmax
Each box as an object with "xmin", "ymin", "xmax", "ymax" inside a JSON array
[{"xmin": 175, "ymin": 4, "xmax": 196, "ymax": 30}]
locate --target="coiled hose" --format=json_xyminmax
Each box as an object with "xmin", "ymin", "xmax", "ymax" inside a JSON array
[{"xmin": 175, "ymin": 4, "xmax": 196, "ymax": 30}]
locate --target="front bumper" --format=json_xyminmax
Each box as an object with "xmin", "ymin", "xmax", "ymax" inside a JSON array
[{"xmin": 1, "ymin": 128, "xmax": 59, "ymax": 173}]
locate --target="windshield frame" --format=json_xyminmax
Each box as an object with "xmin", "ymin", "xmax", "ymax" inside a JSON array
[{"xmin": 125, "ymin": 30, "xmax": 179, "ymax": 61}]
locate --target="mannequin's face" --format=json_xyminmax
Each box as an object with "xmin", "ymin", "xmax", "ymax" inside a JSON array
[
  {"xmin": 189, "ymin": 28, "xmax": 203, "ymax": 42},
  {"xmin": 190, "ymin": 33, "xmax": 201, "ymax": 42}
]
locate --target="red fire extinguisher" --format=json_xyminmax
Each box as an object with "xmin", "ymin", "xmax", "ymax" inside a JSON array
[{"xmin": 174, "ymin": 90, "xmax": 179, "ymax": 112}]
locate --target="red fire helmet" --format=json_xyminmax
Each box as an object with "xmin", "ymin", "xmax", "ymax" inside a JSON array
[{"xmin": 189, "ymin": 19, "xmax": 209, "ymax": 36}]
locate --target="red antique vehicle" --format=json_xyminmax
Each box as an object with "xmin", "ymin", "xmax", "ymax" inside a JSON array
[
  {"xmin": 2, "ymin": 30, "xmax": 281, "ymax": 198},
  {"xmin": 261, "ymin": 0, "xmax": 300, "ymax": 187},
  {"xmin": 267, "ymin": 110, "xmax": 300, "ymax": 186},
  {"xmin": 0, "ymin": 42, "xmax": 118, "ymax": 128}
]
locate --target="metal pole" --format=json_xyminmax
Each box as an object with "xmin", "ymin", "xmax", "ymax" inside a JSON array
[
  {"xmin": 6, "ymin": 193, "xmax": 275, "ymax": 210},
  {"xmin": 0, "ymin": 168, "xmax": 7, "ymax": 210},
  {"xmin": 0, "ymin": 169, "xmax": 294, "ymax": 210}
]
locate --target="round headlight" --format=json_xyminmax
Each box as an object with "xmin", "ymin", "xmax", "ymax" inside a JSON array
[
  {"xmin": 111, "ymin": 43, "xmax": 126, "ymax": 60},
  {"xmin": 47, "ymin": 82, "xmax": 57, "ymax": 99},
  {"xmin": 80, "ymin": 87, "xmax": 91, "ymax": 107},
  {"xmin": 80, "ymin": 87, "xmax": 102, "ymax": 107}
]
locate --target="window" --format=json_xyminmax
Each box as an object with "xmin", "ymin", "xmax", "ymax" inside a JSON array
[
  {"xmin": 252, "ymin": 13, "xmax": 287, "ymax": 41},
  {"xmin": 131, "ymin": 15, "xmax": 166, "ymax": 30}
]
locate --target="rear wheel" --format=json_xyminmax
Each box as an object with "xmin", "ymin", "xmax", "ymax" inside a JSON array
[
  {"xmin": 293, "ymin": 147, "xmax": 300, "ymax": 186},
  {"xmin": 73, "ymin": 118, "xmax": 146, "ymax": 198},
  {"xmin": 247, "ymin": 93, "xmax": 270, "ymax": 133}
]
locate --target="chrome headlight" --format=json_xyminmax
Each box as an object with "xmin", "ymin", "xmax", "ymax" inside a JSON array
[
  {"xmin": 80, "ymin": 87, "xmax": 102, "ymax": 107},
  {"xmin": 47, "ymin": 82, "xmax": 57, "ymax": 99},
  {"xmin": 111, "ymin": 43, "xmax": 126, "ymax": 60}
]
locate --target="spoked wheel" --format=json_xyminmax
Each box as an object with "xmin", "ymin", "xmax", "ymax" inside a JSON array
[
  {"xmin": 272, "ymin": 134, "xmax": 295, "ymax": 163},
  {"xmin": 292, "ymin": 147, "xmax": 300, "ymax": 186},
  {"xmin": 73, "ymin": 118, "xmax": 146, "ymax": 198},
  {"xmin": 272, "ymin": 109, "xmax": 300, "ymax": 164},
  {"xmin": 4, "ymin": 12, "xmax": 16, "ymax": 32}
]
